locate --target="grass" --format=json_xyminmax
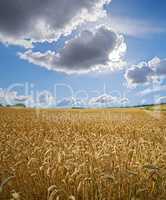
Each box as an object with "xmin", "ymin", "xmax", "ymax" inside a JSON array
[{"xmin": 0, "ymin": 108, "xmax": 166, "ymax": 200}]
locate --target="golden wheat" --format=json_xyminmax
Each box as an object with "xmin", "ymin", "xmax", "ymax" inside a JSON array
[{"xmin": 0, "ymin": 108, "xmax": 166, "ymax": 199}]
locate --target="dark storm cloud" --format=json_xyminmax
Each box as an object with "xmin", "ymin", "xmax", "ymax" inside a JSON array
[
  {"xmin": 55, "ymin": 28, "xmax": 117, "ymax": 70},
  {"xmin": 19, "ymin": 27, "xmax": 126, "ymax": 73},
  {"xmin": 0, "ymin": 0, "xmax": 111, "ymax": 45}
]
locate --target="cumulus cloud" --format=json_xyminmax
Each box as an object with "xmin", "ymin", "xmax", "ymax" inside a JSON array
[
  {"xmin": 36, "ymin": 91, "xmax": 55, "ymax": 107},
  {"xmin": 89, "ymin": 94, "xmax": 128, "ymax": 106},
  {"xmin": 149, "ymin": 57, "xmax": 166, "ymax": 76},
  {"xmin": 0, "ymin": 88, "xmax": 31, "ymax": 105},
  {"xmin": 56, "ymin": 98, "xmax": 73, "ymax": 107},
  {"xmin": 56, "ymin": 97, "xmax": 83, "ymax": 107},
  {"xmin": 90, "ymin": 94, "xmax": 117, "ymax": 104},
  {"xmin": 0, "ymin": 0, "xmax": 111, "ymax": 47},
  {"xmin": 0, "ymin": 89, "xmax": 17, "ymax": 101},
  {"xmin": 19, "ymin": 27, "xmax": 127, "ymax": 73},
  {"xmin": 120, "ymin": 97, "xmax": 129, "ymax": 104},
  {"xmin": 56, "ymin": 95, "xmax": 129, "ymax": 107},
  {"xmin": 14, "ymin": 95, "xmax": 31, "ymax": 102},
  {"xmin": 125, "ymin": 62, "xmax": 153, "ymax": 85},
  {"xmin": 0, "ymin": 88, "xmax": 56, "ymax": 107},
  {"xmin": 125, "ymin": 57, "xmax": 166, "ymax": 86}
]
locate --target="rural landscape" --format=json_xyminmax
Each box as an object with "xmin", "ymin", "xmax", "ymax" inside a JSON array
[
  {"xmin": 1, "ymin": 0, "xmax": 166, "ymax": 199},
  {"xmin": 0, "ymin": 107, "xmax": 166, "ymax": 200}
]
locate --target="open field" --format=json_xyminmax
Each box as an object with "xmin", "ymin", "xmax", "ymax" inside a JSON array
[
  {"xmin": 144, "ymin": 104, "xmax": 166, "ymax": 112},
  {"xmin": 0, "ymin": 108, "xmax": 166, "ymax": 200}
]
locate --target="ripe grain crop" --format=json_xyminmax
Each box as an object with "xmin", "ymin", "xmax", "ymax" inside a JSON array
[{"xmin": 0, "ymin": 108, "xmax": 166, "ymax": 200}]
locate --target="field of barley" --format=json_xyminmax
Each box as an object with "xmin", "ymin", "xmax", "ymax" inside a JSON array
[{"xmin": 0, "ymin": 108, "xmax": 166, "ymax": 200}]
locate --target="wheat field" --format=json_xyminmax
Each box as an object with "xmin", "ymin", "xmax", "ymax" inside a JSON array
[{"xmin": 0, "ymin": 108, "xmax": 166, "ymax": 200}]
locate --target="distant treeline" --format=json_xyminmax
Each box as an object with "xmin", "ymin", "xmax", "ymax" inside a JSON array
[
  {"xmin": 0, "ymin": 103, "xmax": 26, "ymax": 108},
  {"xmin": 0, "ymin": 103, "xmax": 165, "ymax": 109}
]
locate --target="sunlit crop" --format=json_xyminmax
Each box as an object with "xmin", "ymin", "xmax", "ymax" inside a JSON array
[{"xmin": 0, "ymin": 108, "xmax": 166, "ymax": 200}]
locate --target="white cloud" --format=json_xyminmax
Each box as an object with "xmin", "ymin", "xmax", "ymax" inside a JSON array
[
  {"xmin": 90, "ymin": 94, "xmax": 117, "ymax": 104},
  {"xmin": 0, "ymin": 89, "xmax": 17, "ymax": 100},
  {"xmin": 35, "ymin": 91, "xmax": 55, "ymax": 107},
  {"xmin": 14, "ymin": 95, "xmax": 31, "ymax": 102},
  {"xmin": 157, "ymin": 96, "xmax": 166, "ymax": 104},
  {"xmin": 56, "ymin": 94, "xmax": 129, "ymax": 107},
  {"xmin": 120, "ymin": 97, "xmax": 129, "ymax": 104},
  {"xmin": 0, "ymin": 88, "xmax": 31, "ymax": 105},
  {"xmin": 56, "ymin": 98, "xmax": 74, "ymax": 107},
  {"xmin": 89, "ymin": 94, "xmax": 128, "ymax": 106},
  {"xmin": 19, "ymin": 27, "xmax": 127, "ymax": 74},
  {"xmin": 149, "ymin": 57, "xmax": 166, "ymax": 76},
  {"xmin": 0, "ymin": 88, "xmax": 56, "ymax": 107},
  {"xmin": 56, "ymin": 97, "xmax": 83, "ymax": 107},
  {"xmin": 138, "ymin": 85, "xmax": 166, "ymax": 96}
]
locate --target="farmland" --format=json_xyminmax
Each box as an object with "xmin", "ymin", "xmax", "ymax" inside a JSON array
[{"xmin": 0, "ymin": 108, "xmax": 166, "ymax": 200}]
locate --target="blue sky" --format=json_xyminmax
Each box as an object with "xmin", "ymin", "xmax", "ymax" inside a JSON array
[{"xmin": 0, "ymin": 0, "xmax": 166, "ymax": 107}]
